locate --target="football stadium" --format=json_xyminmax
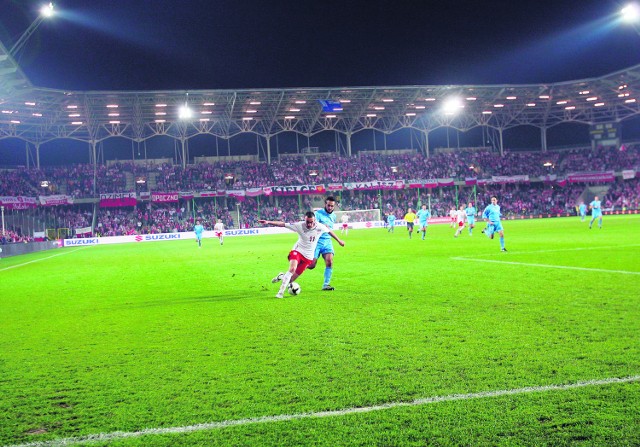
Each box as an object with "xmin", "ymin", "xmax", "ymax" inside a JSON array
[{"xmin": 1, "ymin": 2, "xmax": 639, "ymax": 446}]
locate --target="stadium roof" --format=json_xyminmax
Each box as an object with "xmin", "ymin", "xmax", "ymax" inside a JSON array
[{"xmin": 1, "ymin": 39, "xmax": 640, "ymax": 148}]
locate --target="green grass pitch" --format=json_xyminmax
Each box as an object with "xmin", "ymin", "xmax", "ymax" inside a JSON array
[{"xmin": 1, "ymin": 215, "xmax": 639, "ymax": 446}]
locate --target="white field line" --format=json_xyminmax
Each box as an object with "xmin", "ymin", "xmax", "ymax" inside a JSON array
[
  {"xmin": 0, "ymin": 248, "xmax": 86, "ymax": 272},
  {"xmin": 458, "ymin": 243, "xmax": 640, "ymax": 258},
  {"xmin": 451, "ymin": 257, "xmax": 640, "ymax": 275},
  {"xmin": 5, "ymin": 375, "xmax": 639, "ymax": 447}
]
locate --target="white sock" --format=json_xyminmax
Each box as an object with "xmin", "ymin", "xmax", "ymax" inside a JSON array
[{"xmin": 278, "ymin": 272, "xmax": 293, "ymax": 295}]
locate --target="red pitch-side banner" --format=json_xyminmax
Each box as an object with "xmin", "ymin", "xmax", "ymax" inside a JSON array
[
  {"xmin": 226, "ymin": 190, "xmax": 246, "ymax": 201},
  {"xmin": 245, "ymin": 188, "xmax": 264, "ymax": 197},
  {"xmin": 199, "ymin": 190, "xmax": 226, "ymax": 197},
  {"xmin": 0, "ymin": 196, "xmax": 38, "ymax": 209},
  {"xmin": 151, "ymin": 192, "xmax": 179, "ymax": 203},
  {"xmin": 327, "ymin": 183, "xmax": 344, "ymax": 191},
  {"xmin": 99, "ymin": 192, "xmax": 137, "ymax": 207},
  {"xmin": 567, "ymin": 172, "xmax": 615, "ymax": 183}
]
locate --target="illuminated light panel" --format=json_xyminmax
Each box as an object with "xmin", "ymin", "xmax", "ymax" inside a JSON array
[
  {"xmin": 625, "ymin": 98, "xmax": 637, "ymax": 103},
  {"xmin": 10, "ymin": 120, "xmax": 20, "ymax": 124},
  {"xmin": 67, "ymin": 105, "xmax": 78, "ymax": 109},
  {"xmin": 493, "ymin": 104, "xmax": 504, "ymax": 108},
  {"xmin": 618, "ymin": 84, "xmax": 628, "ymax": 90},
  {"xmin": 199, "ymin": 118, "xmax": 210, "ymax": 122},
  {"xmin": 339, "ymin": 99, "xmax": 351, "ymax": 103},
  {"xmin": 155, "ymin": 104, "xmax": 167, "ymax": 107},
  {"xmin": 373, "ymin": 106, "xmax": 385, "ymax": 110},
  {"xmin": 32, "ymin": 113, "xmax": 43, "ymax": 117},
  {"xmin": 201, "ymin": 111, "xmax": 212, "ymax": 114},
  {"xmin": 594, "ymin": 103, "xmax": 605, "ymax": 107},
  {"xmin": 565, "ymin": 106, "xmax": 576, "ymax": 110},
  {"xmin": 203, "ymin": 102, "xmax": 215, "ymax": 106},
  {"xmin": 556, "ymin": 100, "xmax": 568, "ymax": 105},
  {"xmin": 249, "ymin": 101, "xmax": 261, "ymax": 105},
  {"xmin": 155, "ymin": 112, "xmax": 166, "ymax": 116},
  {"xmin": 106, "ymin": 104, "xmax": 119, "ymax": 108},
  {"xmin": 294, "ymin": 100, "xmax": 306, "ymax": 104},
  {"xmin": 1, "ymin": 110, "xmax": 13, "ymax": 114},
  {"xmin": 579, "ymin": 90, "xmax": 590, "ymax": 95},
  {"xmin": 424, "ymin": 98, "xmax": 436, "ymax": 101},
  {"xmin": 284, "ymin": 116, "xmax": 296, "ymax": 119},
  {"xmin": 109, "ymin": 121, "xmax": 121, "ymax": 124},
  {"xmin": 68, "ymin": 113, "xmax": 80, "ymax": 117},
  {"xmin": 506, "ymin": 96, "xmax": 517, "ymax": 100},
  {"xmin": 586, "ymin": 97, "xmax": 598, "ymax": 101},
  {"xmin": 482, "ymin": 111, "xmax": 492, "ymax": 114},
  {"xmin": 25, "ymin": 102, "xmax": 36, "ymax": 106},
  {"xmin": 415, "ymin": 106, "xmax": 426, "ymax": 109},
  {"xmin": 246, "ymin": 109, "xmax": 258, "ymax": 113},
  {"xmin": 155, "ymin": 119, "xmax": 166, "ymax": 123},
  {"xmin": 466, "ymin": 97, "xmax": 476, "ymax": 101},
  {"xmin": 539, "ymin": 95, "xmax": 550, "ymax": 99},
  {"xmin": 289, "ymin": 108, "xmax": 300, "ymax": 112},
  {"xmin": 71, "ymin": 121, "xmax": 83, "ymax": 125},
  {"xmin": 405, "ymin": 112, "xmax": 416, "ymax": 116},
  {"xmin": 108, "ymin": 113, "xmax": 120, "ymax": 117},
  {"xmin": 381, "ymin": 99, "xmax": 394, "ymax": 102},
  {"xmin": 366, "ymin": 114, "xmax": 377, "ymax": 117},
  {"xmin": 325, "ymin": 115, "xmax": 336, "ymax": 118},
  {"xmin": 527, "ymin": 103, "xmax": 536, "ymax": 107},
  {"xmin": 242, "ymin": 117, "xmax": 253, "ymax": 121}
]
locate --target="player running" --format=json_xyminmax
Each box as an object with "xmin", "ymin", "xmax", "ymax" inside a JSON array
[
  {"xmin": 261, "ymin": 212, "xmax": 345, "ymax": 298},
  {"xmin": 387, "ymin": 212, "xmax": 396, "ymax": 233},
  {"xmin": 194, "ymin": 220, "xmax": 204, "ymax": 247},
  {"xmin": 309, "ymin": 196, "xmax": 338, "ymax": 291},
  {"xmin": 589, "ymin": 196, "xmax": 603, "ymax": 229},
  {"xmin": 416, "ymin": 204, "xmax": 431, "ymax": 240},
  {"xmin": 482, "ymin": 196, "xmax": 507, "ymax": 252},
  {"xmin": 214, "ymin": 219, "xmax": 225, "ymax": 245},
  {"xmin": 465, "ymin": 202, "xmax": 477, "ymax": 236},
  {"xmin": 454, "ymin": 205, "xmax": 466, "ymax": 238},
  {"xmin": 340, "ymin": 214, "xmax": 350, "ymax": 235},
  {"xmin": 578, "ymin": 202, "xmax": 587, "ymax": 222}
]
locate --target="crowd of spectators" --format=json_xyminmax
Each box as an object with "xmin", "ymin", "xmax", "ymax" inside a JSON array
[
  {"xmin": 1, "ymin": 144, "xmax": 639, "ymax": 241},
  {"xmin": 1, "ymin": 145, "xmax": 639, "ymax": 199}
]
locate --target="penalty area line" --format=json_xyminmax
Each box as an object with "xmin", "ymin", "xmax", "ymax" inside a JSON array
[
  {"xmin": 0, "ymin": 248, "xmax": 87, "ymax": 272},
  {"xmin": 4, "ymin": 375, "xmax": 640, "ymax": 447},
  {"xmin": 451, "ymin": 257, "xmax": 640, "ymax": 275}
]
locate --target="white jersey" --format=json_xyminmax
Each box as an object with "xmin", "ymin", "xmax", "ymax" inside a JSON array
[
  {"xmin": 214, "ymin": 222, "xmax": 225, "ymax": 231},
  {"xmin": 449, "ymin": 209, "xmax": 457, "ymax": 219},
  {"xmin": 285, "ymin": 221, "xmax": 331, "ymax": 260},
  {"xmin": 341, "ymin": 215, "xmax": 349, "ymax": 224},
  {"xmin": 456, "ymin": 209, "xmax": 466, "ymax": 224}
]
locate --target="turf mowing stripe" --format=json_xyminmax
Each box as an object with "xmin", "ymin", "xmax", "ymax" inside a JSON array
[
  {"xmin": 459, "ymin": 243, "xmax": 640, "ymax": 258},
  {"xmin": 5, "ymin": 375, "xmax": 639, "ymax": 447},
  {"xmin": 0, "ymin": 248, "xmax": 86, "ymax": 272},
  {"xmin": 451, "ymin": 257, "xmax": 640, "ymax": 275}
]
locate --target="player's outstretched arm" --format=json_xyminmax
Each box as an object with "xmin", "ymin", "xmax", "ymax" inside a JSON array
[
  {"xmin": 328, "ymin": 231, "xmax": 345, "ymax": 247},
  {"xmin": 259, "ymin": 219, "xmax": 285, "ymax": 227}
]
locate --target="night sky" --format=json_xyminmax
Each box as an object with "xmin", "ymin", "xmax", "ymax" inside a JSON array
[{"xmin": 2, "ymin": 0, "xmax": 640, "ymax": 92}]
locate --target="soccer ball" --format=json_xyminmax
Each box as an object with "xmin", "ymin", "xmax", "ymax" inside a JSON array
[{"xmin": 287, "ymin": 282, "xmax": 301, "ymax": 296}]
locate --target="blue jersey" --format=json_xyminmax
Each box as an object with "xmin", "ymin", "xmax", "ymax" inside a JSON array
[
  {"xmin": 482, "ymin": 204, "xmax": 502, "ymax": 223},
  {"xmin": 315, "ymin": 208, "xmax": 335, "ymax": 242},
  {"xmin": 194, "ymin": 224, "xmax": 204, "ymax": 236},
  {"xmin": 579, "ymin": 204, "xmax": 587, "ymax": 215},
  {"xmin": 416, "ymin": 209, "xmax": 430, "ymax": 224},
  {"xmin": 590, "ymin": 200, "xmax": 602, "ymax": 217},
  {"xmin": 387, "ymin": 214, "xmax": 396, "ymax": 225},
  {"xmin": 465, "ymin": 206, "xmax": 476, "ymax": 218}
]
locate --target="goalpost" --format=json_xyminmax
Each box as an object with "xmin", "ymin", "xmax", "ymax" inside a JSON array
[{"xmin": 334, "ymin": 209, "xmax": 382, "ymax": 225}]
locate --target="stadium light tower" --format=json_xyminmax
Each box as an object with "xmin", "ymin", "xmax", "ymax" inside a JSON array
[
  {"xmin": 621, "ymin": 3, "xmax": 640, "ymax": 23},
  {"xmin": 9, "ymin": 2, "xmax": 56, "ymax": 58}
]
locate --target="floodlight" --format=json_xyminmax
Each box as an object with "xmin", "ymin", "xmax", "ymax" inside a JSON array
[
  {"xmin": 178, "ymin": 105, "xmax": 193, "ymax": 120},
  {"xmin": 621, "ymin": 3, "xmax": 640, "ymax": 22},
  {"xmin": 442, "ymin": 97, "xmax": 464, "ymax": 115},
  {"xmin": 9, "ymin": 2, "xmax": 56, "ymax": 57},
  {"xmin": 40, "ymin": 2, "xmax": 55, "ymax": 18}
]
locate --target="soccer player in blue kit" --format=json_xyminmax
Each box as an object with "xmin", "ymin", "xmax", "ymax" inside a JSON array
[
  {"xmin": 589, "ymin": 195, "xmax": 603, "ymax": 229},
  {"xmin": 194, "ymin": 220, "xmax": 204, "ymax": 247},
  {"xmin": 578, "ymin": 202, "xmax": 587, "ymax": 222},
  {"xmin": 416, "ymin": 204, "xmax": 430, "ymax": 240},
  {"xmin": 387, "ymin": 212, "xmax": 396, "ymax": 232},
  {"xmin": 482, "ymin": 196, "xmax": 507, "ymax": 252},
  {"xmin": 309, "ymin": 196, "xmax": 338, "ymax": 290},
  {"xmin": 465, "ymin": 202, "xmax": 476, "ymax": 236}
]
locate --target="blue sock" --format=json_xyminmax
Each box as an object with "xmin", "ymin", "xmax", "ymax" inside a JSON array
[
  {"xmin": 500, "ymin": 237, "xmax": 505, "ymax": 249},
  {"xmin": 324, "ymin": 267, "xmax": 333, "ymax": 286}
]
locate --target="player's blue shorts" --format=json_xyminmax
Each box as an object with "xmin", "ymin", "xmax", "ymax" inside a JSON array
[
  {"xmin": 592, "ymin": 211, "xmax": 602, "ymax": 218},
  {"xmin": 467, "ymin": 217, "xmax": 475, "ymax": 226},
  {"xmin": 492, "ymin": 221, "xmax": 504, "ymax": 232},
  {"xmin": 314, "ymin": 237, "xmax": 334, "ymax": 259},
  {"xmin": 419, "ymin": 220, "xmax": 428, "ymax": 228}
]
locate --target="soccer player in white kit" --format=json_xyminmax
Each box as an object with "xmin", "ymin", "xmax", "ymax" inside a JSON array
[
  {"xmin": 213, "ymin": 219, "xmax": 225, "ymax": 245},
  {"xmin": 260, "ymin": 212, "xmax": 345, "ymax": 298},
  {"xmin": 340, "ymin": 214, "xmax": 349, "ymax": 235},
  {"xmin": 454, "ymin": 205, "xmax": 466, "ymax": 237}
]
